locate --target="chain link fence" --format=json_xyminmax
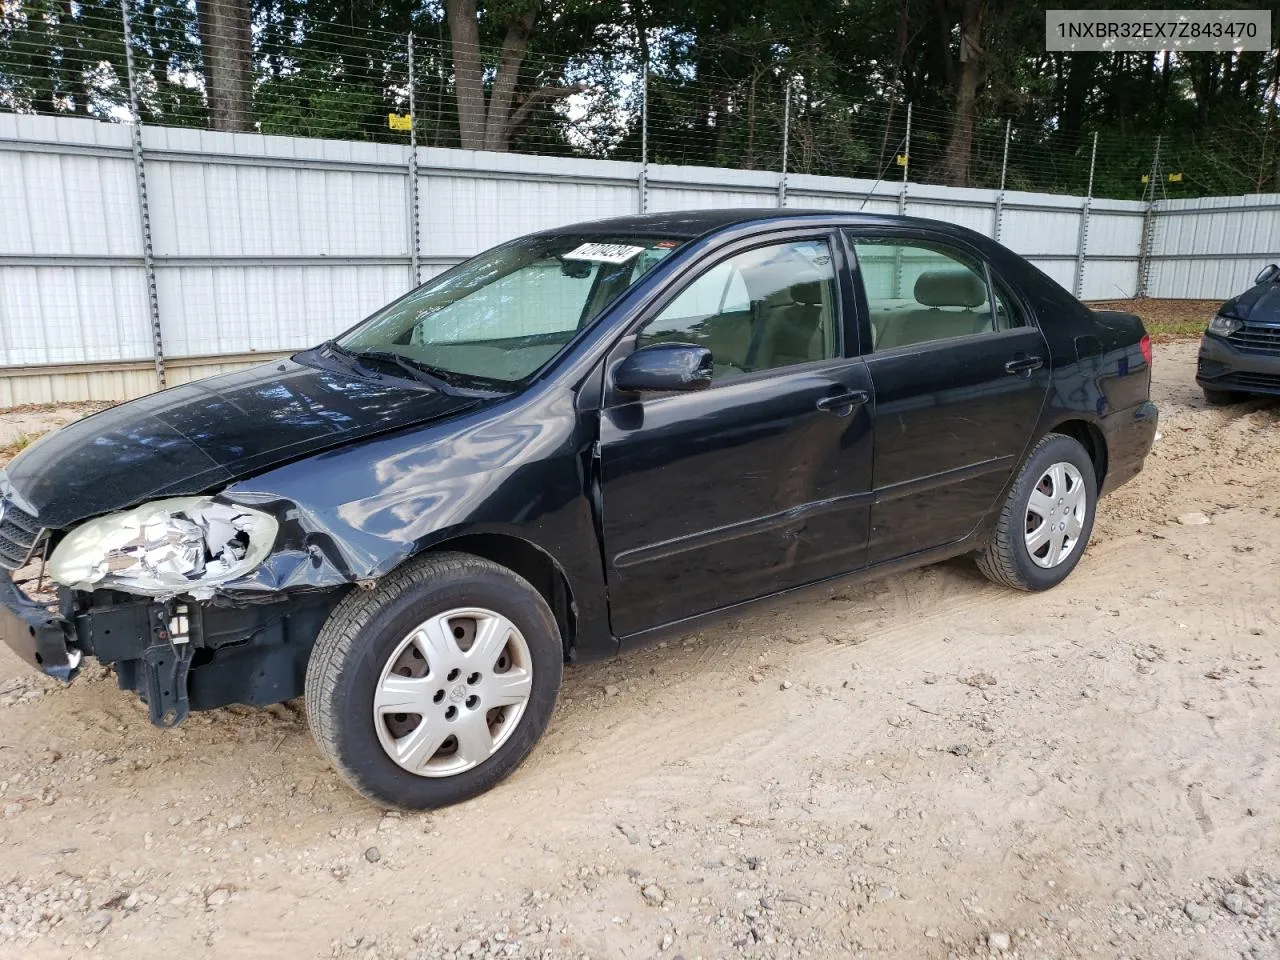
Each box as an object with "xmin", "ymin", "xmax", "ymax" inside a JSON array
[{"xmin": 5, "ymin": 0, "xmax": 1274, "ymax": 200}]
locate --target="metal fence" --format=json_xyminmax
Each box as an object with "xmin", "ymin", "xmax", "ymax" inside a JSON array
[
  {"xmin": 4, "ymin": 0, "xmax": 1276, "ymax": 201},
  {"xmin": 1, "ymin": 110, "xmax": 1279, "ymax": 405}
]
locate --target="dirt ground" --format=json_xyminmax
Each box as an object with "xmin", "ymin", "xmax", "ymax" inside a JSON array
[{"xmin": 1, "ymin": 339, "xmax": 1279, "ymax": 960}]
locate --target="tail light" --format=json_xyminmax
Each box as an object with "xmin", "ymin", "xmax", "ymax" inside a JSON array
[{"xmin": 1139, "ymin": 334, "xmax": 1152, "ymax": 366}]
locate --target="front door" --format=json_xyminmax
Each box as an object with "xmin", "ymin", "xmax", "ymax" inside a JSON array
[
  {"xmin": 845, "ymin": 232, "xmax": 1051, "ymax": 564},
  {"xmin": 598, "ymin": 234, "xmax": 874, "ymax": 638}
]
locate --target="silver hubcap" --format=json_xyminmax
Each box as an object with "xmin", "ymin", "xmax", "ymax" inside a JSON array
[
  {"xmin": 1025, "ymin": 461, "xmax": 1087, "ymax": 569},
  {"xmin": 373, "ymin": 607, "xmax": 533, "ymax": 778}
]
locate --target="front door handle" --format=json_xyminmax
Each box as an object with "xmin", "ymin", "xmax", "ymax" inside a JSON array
[
  {"xmin": 816, "ymin": 389, "xmax": 870, "ymax": 414},
  {"xmin": 1004, "ymin": 355, "xmax": 1044, "ymax": 376}
]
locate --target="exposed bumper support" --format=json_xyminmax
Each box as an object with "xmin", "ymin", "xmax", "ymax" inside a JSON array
[
  {"xmin": 2, "ymin": 569, "xmax": 339, "ymax": 725},
  {"xmin": 0, "ymin": 571, "xmax": 81, "ymax": 681},
  {"xmin": 1, "ymin": 570, "xmax": 193, "ymax": 725}
]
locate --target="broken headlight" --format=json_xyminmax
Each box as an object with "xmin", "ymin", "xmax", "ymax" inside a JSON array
[{"xmin": 47, "ymin": 497, "xmax": 278, "ymax": 599}]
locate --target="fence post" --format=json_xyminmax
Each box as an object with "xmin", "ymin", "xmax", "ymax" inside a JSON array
[
  {"xmin": 777, "ymin": 81, "xmax": 790, "ymax": 207},
  {"xmin": 1136, "ymin": 134, "xmax": 1162, "ymax": 298},
  {"xmin": 407, "ymin": 33, "xmax": 421, "ymax": 286},
  {"xmin": 1073, "ymin": 130, "xmax": 1098, "ymax": 299},
  {"xmin": 993, "ymin": 118, "xmax": 1010, "ymax": 242},
  {"xmin": 638, "ymin": 65, "xmax": 649, "ymax": 214},
  {"xmin": 120, "ymin": 0, "xmax": 164, "ymax": 390},
  {"xmin": 898, "ymin": 102, "xmax": 911, "ymax": 216}
]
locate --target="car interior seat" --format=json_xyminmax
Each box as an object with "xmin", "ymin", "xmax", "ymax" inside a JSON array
[
  {"xmin": 875, "ymin": 269, "xmax": 992, "ymax": 349},
  {"xmin": 749, "ymin": 281, "xmax": 827, "ymax": 370}
]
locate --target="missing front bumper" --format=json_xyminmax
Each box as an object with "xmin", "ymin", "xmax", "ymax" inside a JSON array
[
  {"xmin": 1, "ymin": 572, "xmax": 339, "ymax": 726},
  {"xmin": 0, "ymin": 570, "xmax": 195, "ymax": 726},
  {"xmin": 0, "ymin": 571, "xmax": 80, "ymax": 681}
]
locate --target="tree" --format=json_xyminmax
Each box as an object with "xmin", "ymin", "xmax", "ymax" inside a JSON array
[
  {"xmin": 445, "ymin": 0, "xmax": 579, "ymax": 152},
  {"xmin": 938, "ymin": 0, "xmax": 985, "ymax": 186},
  {"xmin": 196, "ymin": 0, "xmax": 252, "ymax": 131}
]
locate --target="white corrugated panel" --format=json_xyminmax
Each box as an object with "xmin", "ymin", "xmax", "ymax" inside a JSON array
[
  {"xmin": 1153, "ymin": 195, "xmax": 1280, "ymax": 256},
  {"xmin": 1085, "ymin": 210, "xmax": 1143, "ymax": 257},
  {"xmin": 1146, "ymin": 193, "xmax": 1280, "ymax": 298},
  {"xmin": 419, "ymin": 174, "xmax": 635, "ymax": 257},
  {"xmin": 1080, "ymin": 261, "xmax": 1139, "ymax": 301},
  {"xmin": 786, "ymin": 191, "xmax": 899, "ymax": 216},
  {"xmin": 904, "ymin": 200, "xmax": 997, "ymax": 236},
  {"xmin": 1147, "ymin": 257, "xmax": 1276, "ymax": 300},
  {"xmin": 646, "ymin": 186, "xmax": 776, "ymax": 213},
  {"xmin": 646, "ymin": 164, "xmax": 777, "ymax": 214},
  {"xmin": 0, "ymin": 266, "xmax": 152, "ymax": 364},
  {"xmin": 156, "ymin": 264, "xmax": 409, "ymax": 355},
  {"xmin": 0, "ymin": 367, "xmax": 158, "ymax": 405},
  {"xmin": 0, "ymin": 151, "xmax": 140, "ymax": 256},
  {"xmin": 148, "ymin": 161, "xmax": 409, "ymax": 258},
  {"xmin": 1026, "ymin": 258, "xmax": 1075, "ymax": 292},
  {"xmin": 7, "ymin": 113, "xmax": 1280, "ymax": 403},
  {"xmin": 999, "ymin": 208, "xmax": 1081, "ymax": 257}
]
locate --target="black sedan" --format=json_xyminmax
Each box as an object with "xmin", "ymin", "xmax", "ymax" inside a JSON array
[
  {"xmin": 1197, "ymin": 263, "xmax": 1280, "ymax": 404},
  {"xmin": 0, "ymin": 210, "xmax": 1158, "ymax": 809}
]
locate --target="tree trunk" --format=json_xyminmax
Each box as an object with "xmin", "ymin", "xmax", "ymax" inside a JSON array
[
  {"xmin": 1271, "ymin": 54, "xmax": 1280, "ymax": 192},
  {"xmin": 196, "ymin": 0, "xmax": 253, "ymax": 131},
  {"xmin": 483, "ymin": 7, "xmax": 538, "ymax": 151},
  {"xmin": 940, "ymin": 0, "xmax": 985, "ymax": 186},
  {"xmin": 446, "ymin": 0, "xmax": 489, "ymax": 150},
  {"xmin": 1059, "ymin": 52, "xmax": 1096, "ymax": 141}
]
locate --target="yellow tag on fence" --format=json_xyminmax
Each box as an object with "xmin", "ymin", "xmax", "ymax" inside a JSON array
[
  {"xmin": 1168, "ymin": 172, "xmax": 1183, "ymax": 183},
  {"xmin": 896, "ymin": 154, "xmax": 907, "ymax": 167},
  {"xmin": 1141, "ymin": 174, "xmax": 1150, "ymax": 183},
  {"xmin": 388, "ymin": 113, "xmax": 412, "ymax": 132}
]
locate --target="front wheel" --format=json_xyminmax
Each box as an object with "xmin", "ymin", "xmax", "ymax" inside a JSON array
[
  {"xmin": 305, "ymin": 552, "xmax": 562, "ymax": 809},
  {"xmin": 976, "ymin": 433, "xmax": 1098, "ymax": 591}
]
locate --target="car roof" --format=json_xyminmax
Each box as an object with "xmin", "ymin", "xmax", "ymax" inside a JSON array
[{"xmin": 547, "ymin": 208, "xmax": 972, "ymax": 241}]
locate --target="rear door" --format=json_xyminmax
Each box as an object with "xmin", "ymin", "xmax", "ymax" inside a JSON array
[
  {"xmin": 597, "ymin": 231, "xmax": 875, "ymax": 638},
  {"xmin": 845, "ymin": 230, "xmax": 1050, "ymax": 564}
]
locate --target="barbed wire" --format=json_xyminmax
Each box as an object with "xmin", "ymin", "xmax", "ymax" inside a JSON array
[{"xmin": 1, "ymin": 0, "xmax": 1275, "ymax": 199}]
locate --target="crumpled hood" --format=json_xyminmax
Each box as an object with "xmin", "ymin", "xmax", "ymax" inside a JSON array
[
  {"xmin": 4, "ymin": 358, "xmax": 482, "ymax": 529},
  {"xmin": 1223, "ymin": 280, "xmax": 1280, "ymax": 323}
]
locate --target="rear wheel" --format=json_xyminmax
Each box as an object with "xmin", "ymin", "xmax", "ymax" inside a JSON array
[
  {"xmin": 976, "ymin": 433, "xmax": 1098, "ymax": 591},
  {"xmin": 1202, "ymin": 387, "xmax": 1242, "ymax": 406},
  {"xmin": 305, "ymin": 552, "xmax": 562, "ymax": 809}
]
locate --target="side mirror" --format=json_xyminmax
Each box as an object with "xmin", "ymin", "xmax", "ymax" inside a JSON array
[
  {"xmin": 614, "ymin": 342, "xmax": 714, "ymax": 394},
  {"xmin": 1256, "ymin": 264, "xmax": 1279, "ymax": 285}
]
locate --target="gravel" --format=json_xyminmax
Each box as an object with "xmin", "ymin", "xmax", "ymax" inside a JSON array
[{"xmin": 0, "ymin": 342, "xmax": 1278, "ymax": 958}]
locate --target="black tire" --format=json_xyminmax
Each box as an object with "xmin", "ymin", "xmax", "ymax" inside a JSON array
[
  {"xmin": 304, "ymin": 551, "xmax": 562, "ymax": 810},
  {"xmin": 976, "ymin": 433, "xmax": 1098, "ymax": 592},
  {"xmin": 1202, "ymin": 387, "xmax": 1242, "ymax": 406}
]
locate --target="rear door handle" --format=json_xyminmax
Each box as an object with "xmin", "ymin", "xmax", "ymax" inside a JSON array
[
  {"xmin": 816, "ymin": 389, "xmax": 870, "ymax": 414},
  {"xmin": 1004, "ymin": 355, "xmax": 1044, "ymax": 376}
]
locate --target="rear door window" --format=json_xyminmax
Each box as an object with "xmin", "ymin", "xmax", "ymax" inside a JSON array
[{"xmin": 847, "ymin": 235, "xmax": 1021, "ymax": 351}]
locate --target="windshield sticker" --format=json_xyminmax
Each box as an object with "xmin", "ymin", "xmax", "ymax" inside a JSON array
[{"xmin": 562, "ymin": 243, "xmax": 646, "ymax": 264}]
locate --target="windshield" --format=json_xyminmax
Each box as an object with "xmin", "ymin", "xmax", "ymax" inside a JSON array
[{"xmin": 336, "ymin": 234, "xmax": 683, "ymax": 387}]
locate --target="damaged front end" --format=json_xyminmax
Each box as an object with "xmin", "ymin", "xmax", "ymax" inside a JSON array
[
  {"xmin": 46, "ymin": 497, "xmax": 279, "ymax": 600},
  {"xmin": 0, "ymin": 492, "xmax": 351, "ymax": 728}
]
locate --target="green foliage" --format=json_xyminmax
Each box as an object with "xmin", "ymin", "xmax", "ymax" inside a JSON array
[{"xmin": 1, "ymin": 0, "xmax": 1278, "ymax": 197}]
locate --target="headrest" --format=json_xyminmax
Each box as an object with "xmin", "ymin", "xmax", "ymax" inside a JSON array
[
  {"xmin": 789, "ymin": 281, "xmax": 824, "ymax": 306},
  {"xmin": 914, "ymin": 269, "xmax": 986, "ymax": 308}
]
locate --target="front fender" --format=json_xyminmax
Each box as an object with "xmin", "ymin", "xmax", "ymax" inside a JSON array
[{"xmin": 207, "ymin": 388, "xmax": 612, "ymax": 652}]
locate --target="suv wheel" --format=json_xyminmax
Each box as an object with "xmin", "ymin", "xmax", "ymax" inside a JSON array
[
  {"xmin": 976, "ymin": 433, "xmax": 1098, "ymax": 591},
  {"xmin": 305, "ymin": 552, "xmax": 562, "ymax": 809}
]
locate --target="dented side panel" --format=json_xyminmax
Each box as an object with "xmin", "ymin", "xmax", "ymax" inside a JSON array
[{"xmin": 216, "ymin": 383, "xmax": 615, "ymax": 659}]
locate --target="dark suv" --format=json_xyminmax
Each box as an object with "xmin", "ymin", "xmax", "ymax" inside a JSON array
[{"xmin": 1197, "ymin": 263, "xmax": 1280, "ymax": 404}]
